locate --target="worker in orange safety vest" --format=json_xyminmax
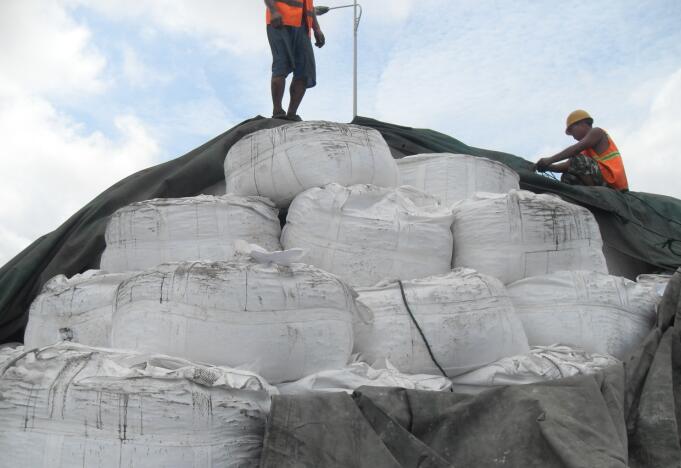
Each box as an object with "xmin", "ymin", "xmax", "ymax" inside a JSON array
[
  {"xmin": 535, "ymin": 110, "xmax": 629, "ymax": 191},
  {"xmin": 265, "ymin": 0, "xmax": 325, "ymax": 121}
]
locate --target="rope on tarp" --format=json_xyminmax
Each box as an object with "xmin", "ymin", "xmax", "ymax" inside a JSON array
[{"xmin": 397, "ymin": 280, "xmax": 451, "ymax": 383}]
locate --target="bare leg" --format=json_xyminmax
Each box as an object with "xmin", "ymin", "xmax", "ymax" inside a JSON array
[
  {"xmin": 271, "ymin": 76, "xmax": 286, "ymax": 117},
  {"xmin": 287, "ymin": 78, "xmax": 307, "ymax": 118}
]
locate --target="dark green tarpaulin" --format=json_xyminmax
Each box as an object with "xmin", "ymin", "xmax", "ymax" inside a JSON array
[
  {"xmin": 1, "ymin": 115, "xmax": 680, "ymax": 342},
  {"xmin": 263, "ymin": 268, "xmax": 681, "ymax": 468}
]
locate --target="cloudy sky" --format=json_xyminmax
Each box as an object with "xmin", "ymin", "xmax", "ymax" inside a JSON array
[{"xmin": 1, "ymin": 0, "xmax": 680, "ymax": 266}]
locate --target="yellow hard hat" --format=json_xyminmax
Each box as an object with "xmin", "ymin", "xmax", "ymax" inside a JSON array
[{"xmin": 565, "ymin": 110, "xmax": 593, "ymax": 134}]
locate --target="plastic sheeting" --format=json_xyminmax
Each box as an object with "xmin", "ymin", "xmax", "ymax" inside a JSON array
[
  {"xmin": 282, "ymin": 184, "xmax": 454, "ymax": 287},
  {"xmin": 508, "ymin": 270, "xmax": 658, "ymax": 359},
  {"xmin": 277, "ymin": 361, "xmax": 452, "ymax": 394},
  {"xmin": 354, "ymin": 269, "xmax": 529, "ymax": 377},
  {"xmin": 100, "ymin": 194, "xmax": 281, "ymax": 272},
  {"xmin": 24, "ymin": 270, "xmax": 134, "ymax": 348},
  {"xmin": 452, "ymin": 190, "xmax": 608, "ymax": 284},
  {"xmin": 0, "ymin": 342, "xmax": 273, "ymax": 468},
  {"xmin": 111, "ymin": 258, "xmax": 357, "ymax": 383},
  {"xmin": 450, "ymin": 345, "xmax": 620, "ymax": 394},
  {"xmin": 397, "ymin": 153, "xmax": 519, "ymax": 205},
  {"xmin": 225, "ymin": 121, "xmax": 399, "ymax": 207}
]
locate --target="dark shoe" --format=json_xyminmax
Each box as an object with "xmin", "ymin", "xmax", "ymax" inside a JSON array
[
  {"xmin": 272, "ymin": 110, "xmax": 287, "ymax": 119},
  {"xmin": 285, "ymin": 114, "xmax": 303, "ymax": 122}
]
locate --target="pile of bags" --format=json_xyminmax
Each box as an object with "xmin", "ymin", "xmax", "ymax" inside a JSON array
[{"xmin": 5, "ymin": 121, "xmax": 665, "ymax": 466}]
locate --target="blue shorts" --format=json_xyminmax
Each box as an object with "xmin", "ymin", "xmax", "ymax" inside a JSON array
[{"xmin": 267, "ymin": 24, "xmax": 317, "ymax": 88}]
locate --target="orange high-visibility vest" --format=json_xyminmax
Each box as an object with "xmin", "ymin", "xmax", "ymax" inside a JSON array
[
  {"xmin": 582, "ymin": 131, "xmax": 629, "ymax": 191},
  {"xmin": 266, "ymin": 0, "xmax": 315, "ymax": 29}
]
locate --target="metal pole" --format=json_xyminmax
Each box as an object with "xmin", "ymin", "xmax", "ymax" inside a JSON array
[{"xmin": 353, "ymin": 0, "xmax": 358, "ymax": 118}]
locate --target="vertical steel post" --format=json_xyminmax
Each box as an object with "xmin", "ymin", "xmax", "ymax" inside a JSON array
[{"xmin": 353, "ymin": 0, "xmax": 358, "ymax": 118}]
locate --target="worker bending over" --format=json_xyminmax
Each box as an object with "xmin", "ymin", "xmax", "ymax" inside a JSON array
[
  {"xmin": 265, "ymin": 0, "xmax": 325, "ymax": 121},
  {"xmin": 535, "ymin": 110, "xmax": 629, "ymax": 191}
]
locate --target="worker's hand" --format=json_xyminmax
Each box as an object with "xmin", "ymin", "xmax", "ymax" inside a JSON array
[
  {"xmin": 314, "ymin": 28, "xmax": 325, "ymax": 48},
  {"xmin": 535, "ymin": 157, "xmax": 551, "ymax": 172},
  {"xmin": 270, "ymin": 11, "xmax": 283, "ymax": 28}
]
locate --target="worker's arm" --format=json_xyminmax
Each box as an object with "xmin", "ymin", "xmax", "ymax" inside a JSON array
[
  {"xmin": 535, "ymin": 128, "xmax": 605, "ymax": 171},
  {"xmin": 310, "ymin": 5, "xmax": 325, "ymax": 47},
  {"xmin": 264, "ymin": 0, "xmax": 283, "ymax": 27}
]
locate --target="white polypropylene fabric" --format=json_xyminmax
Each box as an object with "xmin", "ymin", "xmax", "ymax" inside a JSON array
[
  {"xmin": 508, "ymin": 270, "xmax": 659, "ymax": 359},
  {"xmin": 111, "ymin": 258, "xmax": 357, "ymax": 383},
  {"xmin": 353, "ymin": 269, "xmax": 530, "ymax": 377},
  {"xmin": 24, "ymin": 270, "xmax": 134, "ymax": 348},
  {"xmin": 277, "ymin": 361, "xmax": 452, "ymax": 394},
  {"xmin": 451, "ymin": 190, "xmax": 608, "ymax": 284},
  {"xmin": 450, "ymin": 345, "xmax": 621, "ymax": 394},
  {"xmin": 637, "ymin": 273, "xmax": 673, "ymax": 298},
  {"xmin": 281, "ymin": 184, "xmax": 455, "ymax": 287},
  {"xmin": 225, "ymin": 121, "xmax": 400, "ymax": 207},
  {"xmin": 397, "ymin": 153, "xmax": 519, "ymax": 205},
  {"xmin": 0, "ymin": 343, "xmax": 274, "ymax": 468},
  {"xmin": 100, "ymin": 195, "xmax": 281, "ymax": 272}
]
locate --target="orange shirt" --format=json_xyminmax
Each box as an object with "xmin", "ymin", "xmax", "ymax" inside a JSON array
[
  {"xmin": 266, "ymin": 0, "xmax": 315, "ymax": 30},
  {"xmin": 582, "ymin": 131, "xmax": 629, "ymax": 191}
]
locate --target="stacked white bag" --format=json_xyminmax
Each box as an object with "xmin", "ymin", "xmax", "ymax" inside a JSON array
[
  {"xmin": 452, "ymin": 190, "xmax": 608, "ymax": 284},
  {"xmin": 354, "ymin": 269, "xmax": 530, "ymax": 377},
  {"xmin": 225, "ymin": 121, "xmax": 400, "ymax": 207},
  {"xmin": 282, "ymin": 183, "xmax": 455, "ymax": 287},
  {"xmin": 0, "ymin": 343, "xmax": 273, "ymax": 468},
  {"xmin": 450, "ymin": 345, "xmax": 621, "ymax": 394},
  {"xmin": 24, "ymin": 270, "xmax": 134, "ymax": 349},
  {"xmin": 100, "ymin": 195, "xmax": 281, "ymax": 272},
  {"xmin": 397, "ymin": 153, "xmax": 520, "ymax": 205},
  {"xmin": 508, "ymin": 270, "xmax": 658, "ymax": 359},
  {"xmin": 111, "ymin": 256, "xmax": 357, "ymax": 383}
]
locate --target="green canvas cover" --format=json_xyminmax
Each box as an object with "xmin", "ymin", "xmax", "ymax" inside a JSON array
[{"xmin": 1, "ymin": 115, "xmax": 680, "ymax": 341}]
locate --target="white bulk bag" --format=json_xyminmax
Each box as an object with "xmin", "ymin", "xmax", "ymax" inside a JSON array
[
  {"xmin": 111, "ymin": 258, "xmax": 357, "ymax": 383},
  {"xmin": 277, "ymin": 361, "xmax": 452, "ymax": 395},
  {"xmin": 397, "ymin": 153, "xmax": 519, "ymax": 205},
  {"xmin": 450, "ymin": 345, "xmax": 620, "ymax": 394},
  {"xmin": 225, "ymin": 121, "xmax": 399, "ymax": 207},
  {"xmin": 0, "ymin": 343, "xmax": 273, "ymax": 468},
  {"xmin": 100, "ymin": 194, "xmax": 281, "ymax": 272},
  {"xmin": 281, "ymin": 184, "xmax": 454, "ymax": 287},
  {"xmin": 452, "ymin": 190, "xmax": 608, "ymax": 284},
  {"xmin": 508, "ymin": 270, "xmax": 659, "ymax": 359},
  {"xmin": 354, "ymin": 269, "xmax": 530, "ymax": 377},
  {"xmin": 24, "ymin": 270, "xmax": 134, "ymax": 349}
]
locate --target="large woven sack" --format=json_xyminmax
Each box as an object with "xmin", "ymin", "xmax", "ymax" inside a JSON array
[
  {"xmin": 111, "ymin": 257, "xmax": 357, "ymax": 383},
  {"xmin": 225, "ymin": 121, "xmax": 399, "ymax": 207},
  {"xmin": 397, "ymin": 153, "xmax": 519, "ymax": 205},
  {"xmin": 354, "ymin": 269, "xmax": 530, "ymax": 377},
  {"xmin": 452, "ymin": 190, "xmax": 608, "ymax": 284},
  {"xmin": 508, "ymin": 270, "xmax": 659, "ymax": 359},
  {"xmin": 281, "ymin": 183, "xmax": 454, "ymax": 287},
  {"xmin": 0, "ymin": 343, "xmax": 273, "ymax": 468},
  {"xmin": 100, "ymin": 195, "xmax": 281, "ymax": 272},
  {"xmin": 24, "ymin": 270, "xmax": 134, "ymax": 348},
  {"xmin": 450, "ymin": 345, "xmax": 620, "ymax": 394}
]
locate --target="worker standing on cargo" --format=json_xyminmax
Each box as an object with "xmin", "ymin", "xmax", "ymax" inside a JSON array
[
  {"xmin": 535, "ymin": 110, "xmax": 629, "ymax": 191},
  {"xmin": 265, "ymin": 0, "xmax": 325, "ymax": 122}
]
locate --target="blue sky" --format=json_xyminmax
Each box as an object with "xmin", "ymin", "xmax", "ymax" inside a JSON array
[{"xmin": 1, "ymin": 0, "xmax": 680, "ymax": 265}]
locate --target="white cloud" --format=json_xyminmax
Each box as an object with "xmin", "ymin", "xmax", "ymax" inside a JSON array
[
  {"xmin": 0, "ymin": 0, "xmax": 107, "ymax": 97},
  {"xmin": 0, "ymin": 91, "xmax": 159, "ymax": 265},
  {"xmin": 122, "ymin": 46, "xmax": 172, "ymax": 88},
  {"xmin": 615, "ymin": 68, "xmax": 681, "ymax": 198},
  {"xmin": 0, "ymin": 0, "xmax": 161, "ymax": 266}
]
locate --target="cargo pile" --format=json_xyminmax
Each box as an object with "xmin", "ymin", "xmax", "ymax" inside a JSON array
[{"xmin": 3, "ymin": 121, "xmax": 662, "ymax": 467}]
